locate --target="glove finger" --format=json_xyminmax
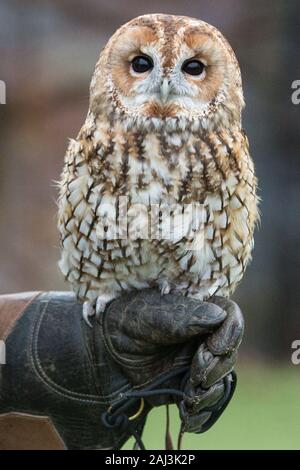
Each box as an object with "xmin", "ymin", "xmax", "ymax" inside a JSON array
[
  {"xmin": 108, "ymin": 289, "xmax": 227, "ymax": 345},
  {"xmin": 180, "ymin": 409, "xmax": 212, "ymax": 434},
  {"xmin": 190, "ymin": 343, "xmax": 238, "ymax": 388},
  {"xmin": 202, "ymin": 351, "xmax": 237, "ymax": 388},
  {"xmin": 184, "ymin": 380, "xmax": 225, "ymax": 416},
  {"xmin": 206, "ymin": 297, "xmax": 244, "ymax": 355},
  {"xmin": 180, "ymin": 372, "xmax": 237, "ymax": 434}
]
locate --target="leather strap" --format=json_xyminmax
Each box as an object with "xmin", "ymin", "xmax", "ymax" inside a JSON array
[
  {"xmin": 0, "ymin": 413, "xmax": 66, "ymax": 450},
  {"xmin": 0, "ymin": 292, "xmax": 41, "ymax": 340}
]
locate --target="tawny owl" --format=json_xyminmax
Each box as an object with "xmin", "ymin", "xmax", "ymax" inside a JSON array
[{"xmin": 58, "ymin": 14, "xmax": 259, "ymax": 325}]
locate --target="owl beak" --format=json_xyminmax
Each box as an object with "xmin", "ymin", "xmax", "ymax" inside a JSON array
[{"xmin": 160, "ymin": 78, "xmax": 171, "ymax": 103}]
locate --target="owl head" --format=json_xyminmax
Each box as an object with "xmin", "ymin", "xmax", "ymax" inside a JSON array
[{"xmin": 90, "ymin": 14, "xmax": 244, "ymax": 129}]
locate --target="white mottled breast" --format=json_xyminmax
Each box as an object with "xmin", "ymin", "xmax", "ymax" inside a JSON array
[{"xmin": 58, "ymin": 119, "xmax": 258, "ymax": 303}]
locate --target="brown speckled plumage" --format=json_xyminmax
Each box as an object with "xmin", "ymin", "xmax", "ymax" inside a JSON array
[{"xmin": 58, "ymin": 14, "xmax": 259, "ymax": 319}]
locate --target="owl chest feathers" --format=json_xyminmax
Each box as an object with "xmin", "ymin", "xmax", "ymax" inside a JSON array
[
  {"xmin": 86, "ymin": 123, "xmax": 245, "ymax": 201},
  {"xmin": 59, "ymin": 121, "xmax": 257, "ymax": 301}
]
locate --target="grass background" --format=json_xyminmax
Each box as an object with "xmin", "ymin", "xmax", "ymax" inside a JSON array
[{"xmin": 123, "ymin": 365, "xmax": 300, "ymax": 450}]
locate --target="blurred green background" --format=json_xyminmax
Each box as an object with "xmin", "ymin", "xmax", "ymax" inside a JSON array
[
  {"xmin": 0, "ymin": 0, "xmax": 300, "ymax": 450},
  {"xmin": 124, "ymin": 365, "xmax": 300, "ymax": 450}
]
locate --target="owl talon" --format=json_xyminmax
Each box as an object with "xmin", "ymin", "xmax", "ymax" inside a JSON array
[
  {"xmin": 82, "ymin": 301, "xmax": 95, "ymax": 328},
  {"xmin": 160, "ymin": 281, "xmax": 171, "ymax": 295},
  {"xmin": 95, "ymin": 297, "xmax": 108, "ymax": 318}
]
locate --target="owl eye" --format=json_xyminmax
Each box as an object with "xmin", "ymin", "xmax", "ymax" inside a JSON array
[
  {"xmin": 182, "ymin": 59, "xmax": 205, "ymax": 76},
  {"xmin": 131, "ymin": 55, "xmax": 154, "ymax": 73}
]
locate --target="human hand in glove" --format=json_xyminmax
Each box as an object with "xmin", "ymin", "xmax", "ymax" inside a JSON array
[{"xmin": 99, "ymin": 289, "xmax": 244, "ymax": 447}]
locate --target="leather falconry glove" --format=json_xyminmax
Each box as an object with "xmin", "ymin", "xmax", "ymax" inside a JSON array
[
  {"xmin": 0, "ymin": 289, "xmax": 243, "ymax": 450},
  {"xmin": 100, "ymin": 290, "xmax": 244, "ymax": 448}
]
